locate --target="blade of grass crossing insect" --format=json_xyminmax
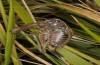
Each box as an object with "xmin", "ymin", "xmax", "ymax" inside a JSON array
[{"xmin": 4, "ymin": 0, "xmax": 15, "ymax": 65}]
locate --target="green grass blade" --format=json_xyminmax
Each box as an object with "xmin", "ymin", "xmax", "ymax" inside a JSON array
[
  {"xmin": 64, "ymin": 46, "xmax": 100, "ymax": 65},
  {"xmin": 72, "ymin": 16, "xmax": 100, "ymax": 43},
  {"xmin": 0, "ymin": 21, "xmax": 21, "ymax": 65},
  {"xmin": 13, "ymin": 0, "xmax": 37, "ymax": 34},
  {"xmin": 94, "ymin": 0, "xmax": 100, "ymax": 7},
  {"xmin": 69, "ymin": 40, "xmax": 100, "ymax": 57},
  {"xmin": 57, "ymin": 47, "xmax": 93, "ymax": 65},
  {"xmin": 0, "ymin": 0, "xmax": 8, "ymax": 28},
  {"xmin": 4, "ymin": 0, "xmax": 15, "ymax": 65},
  {"xmin": 0, "ymin": 23, "xmax": 6, "ymax": 45},
  {"xmin": 44, "ymin": 54, "xmax": 60, "ymax": 65},
  {"xmin": 13, "ymin": 0, "xmax": 33, "ymax": 24},
  {"xmin": 11, "ymin": 45, "xmax": 21, "ymax": 65}
]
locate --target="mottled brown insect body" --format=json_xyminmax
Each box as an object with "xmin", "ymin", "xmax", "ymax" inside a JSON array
[
  {"xmin": 38, "ymin": 18, "xmax": 73, "ymax": 52},
  {"xmin": 11, "ymin": 18, "xmax": 73, "ymax": 53}
]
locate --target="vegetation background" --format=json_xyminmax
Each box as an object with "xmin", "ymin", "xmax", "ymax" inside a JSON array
[{"xmin": 0, "ymin": 0, "xmax": 100, "ymax": 65}]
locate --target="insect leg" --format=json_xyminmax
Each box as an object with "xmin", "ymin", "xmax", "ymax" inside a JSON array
[
  {"xmin": 30, "ymin": 34, "xmax": 43, "ymax": 52},
  {"xmin": 11, "ymin": 23, "xmax": 38, "ymax": 33},
  {"xmin": 38, "ymin": 31, "xmax": 50, "ymax": 53}
]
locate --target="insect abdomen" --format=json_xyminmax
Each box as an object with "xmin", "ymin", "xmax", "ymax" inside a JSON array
[{"xmin": 50, "ymin": 29, "xmax": 68, "ymax": 47}]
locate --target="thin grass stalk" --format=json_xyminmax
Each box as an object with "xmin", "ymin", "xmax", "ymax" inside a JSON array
[
  {"xmin": 21, "ymin": 0, "xmax": 36, "ymax": 23},
  {"xmin": 19, "ymin": 59, "xmax": 43, "ymax": 65},
  {"xmin": 20, "ymin": 31, "xmax": 37, "ymax": 47},
  {"xmin": 15, "ymin": 41, "xmax": 52, "ymax": 65},
  {"xmin": 4, "ymin": 0, "xmax": 15, "ymax": 65}
]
